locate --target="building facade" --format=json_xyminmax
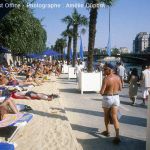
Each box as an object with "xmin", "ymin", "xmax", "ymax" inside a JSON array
[
  {"xmin": 119, "ymin": 47, "xmax": 129, "ymax": 53},
  {"xmin": 133, "ymin": 32, "xmax": 150, "ymax": 53}
]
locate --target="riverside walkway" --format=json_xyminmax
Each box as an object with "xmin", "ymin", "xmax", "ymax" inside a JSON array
[{"xmin": 57, "ymin": 74, "xmax": 147, "ymax": 150}]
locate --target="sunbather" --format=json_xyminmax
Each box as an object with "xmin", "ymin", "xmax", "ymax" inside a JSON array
[
  {"xmin": 0, "ymin": 96, "xmax": 19, "ymax": 120},
  {"xmin": 11, "ymin": 91, "xmax": 59, "ymax": 101}
]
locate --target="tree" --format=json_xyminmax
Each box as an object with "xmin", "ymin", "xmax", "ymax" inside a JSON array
[
  {"xmin": 112, "ymin": 48, "xmax": 120, "ymax": 55},
  {"xmin": 62, "ymin": 9, "xmax": 88, "ymax": 67},
  {"xmin": 85, "ymin": 0, "xmax": 114, "ymax": 72},
  {"xmin": 0, "ymin": 0, "xmax": 47, "ymax": 56},
  {"xmin": 61, "ymin": 28, "xmax": 73, "ymax": 65},
  {"xmin": 54, "ymin": 38, "xmax": 67, "ymax": 62}
]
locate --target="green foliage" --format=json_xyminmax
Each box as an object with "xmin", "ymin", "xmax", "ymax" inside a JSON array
[
  {"xmin": 0, "ymin": 0, "xmax": 47, "ymax": 55},
  {"xmin": 111, "ymin": 48, "xmax": 120, "ymax": 55},
  {"xmin": 62, "ymin": 9, "xmax": 88, "ymax": 67},
  {"xmin": 54, "ymin": 38, "xmax": 67, "ymax": 54}
]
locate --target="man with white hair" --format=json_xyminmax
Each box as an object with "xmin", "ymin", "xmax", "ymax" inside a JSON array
[
  {"xmin": 117, "ymin": 62, "xmax": 126, "ymax": 88},
  {"xmin": 100, "ymin": 63, "xmax": 122, "ymax": 144},
  {"xmin": 141, "ymin": 64, "xmax": 150, "ymax": 105}
]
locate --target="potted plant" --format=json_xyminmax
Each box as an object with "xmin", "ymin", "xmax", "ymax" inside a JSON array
[{"xmin": 78, "ymin": 0, "xmax": 114, "ymax": 94}]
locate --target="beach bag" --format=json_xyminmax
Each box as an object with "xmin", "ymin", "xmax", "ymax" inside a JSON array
[{"xmin": 109, "ymin": 109, "xmax": 122, "ymax": 124}]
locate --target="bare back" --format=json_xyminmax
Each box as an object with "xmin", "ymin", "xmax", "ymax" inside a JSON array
[{"xmin": 100, "ymin": 74, "xmax": 122, "ymax": 95}]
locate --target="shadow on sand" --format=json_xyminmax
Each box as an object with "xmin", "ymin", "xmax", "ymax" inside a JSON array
[{"xmin": 31, "ymin": 109, "xmax": 68, "ymax": 121}]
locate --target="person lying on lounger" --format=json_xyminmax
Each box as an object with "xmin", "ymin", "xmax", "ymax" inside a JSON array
[{"xmin": 11, "ymin": 91, "xmax": 59, "ymax": 101}]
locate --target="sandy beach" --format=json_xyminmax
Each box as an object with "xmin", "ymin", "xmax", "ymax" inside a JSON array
[{"xmin": 6, "ymin": 74, "xmax": 82, "ymax": 150}]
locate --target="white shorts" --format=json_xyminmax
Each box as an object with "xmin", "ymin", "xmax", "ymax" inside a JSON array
[
  {"xmin": 102, "ymin": 95, "xmax": 120, "ymax": 108},
  {"xmin": 142, "ymin": 87, "xmax": 150, "ymax": 99}
]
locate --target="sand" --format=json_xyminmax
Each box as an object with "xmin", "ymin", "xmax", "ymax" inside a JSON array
[{"xmin": 6, "ymin": 74, "xmax": 82, "ymax": 150}]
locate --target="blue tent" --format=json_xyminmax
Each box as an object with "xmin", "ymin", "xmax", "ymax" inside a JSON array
[
  {"xmin": 79, "ymin": 36, "xmax": 84, "ymax": 61},
  {"xmin": 0, "ymin": 46, "xmax": 11, "ymax": 53}
]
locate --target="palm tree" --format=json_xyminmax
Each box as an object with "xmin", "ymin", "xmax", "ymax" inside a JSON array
[
  {"xmin": 85, "ymin": 0, "xmax": 114, "ymax": 72},
  {"xmin": 61, "ymin": 28, "xmax": 74, "ymax": 65},
  {"xmin": 62, "ymin": 9, "xmax": 88, "ymax": 67},
  {"xmin": 54, "ymin": 38, "xmax": 67, "ymax": 62}
]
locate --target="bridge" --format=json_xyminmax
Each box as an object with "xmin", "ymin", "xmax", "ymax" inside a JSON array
[{"xmin": 92, "ymin": 53, "xmax": 150, "ymax": 64}]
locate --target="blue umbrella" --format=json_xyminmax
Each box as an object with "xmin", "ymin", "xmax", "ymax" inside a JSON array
[
  {"xmin": 70, "ymin": 48, "xmax": 73, "ymax": 60},
  {"xmin": 63, "ymin": 49, "xmax": 67, "ymax": 59},
  {"xmin": 43, "ymin": 49, "xmax": 61, "ymax": 56},
  {"xmin": 79, "ymin": 36, "xmax": 84, "ymax": 61},
  {"xmin": 106, "ymin": 6, "xmax": 111, "ymax": 56},
  {"xmin": 0, "ymin": 46, "xmax": 11, "ymax": 53}
]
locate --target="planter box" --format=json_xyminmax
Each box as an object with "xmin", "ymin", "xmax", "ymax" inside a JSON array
[
  {"xmin": 78, "ymin": 71, "xmax": 103, "ymax": 94},
  {"xmin": 147, "ymin": 95, "xmax": 150, "ymax": 150},
  {"xmin": 68, "ymin": 67, "xmax": 77, "ymax": 79},
  {"xmin": 62, "ymin": 64, "xmax": 70, "ymax": 74}
]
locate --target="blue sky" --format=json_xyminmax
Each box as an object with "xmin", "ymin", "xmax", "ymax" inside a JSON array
[{"xmin": 32, "ymin": 0, "xmax": 150, "ymax": 52}]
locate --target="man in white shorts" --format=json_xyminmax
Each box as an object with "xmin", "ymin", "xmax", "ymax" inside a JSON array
[
  {"xmin": 141, "ymin": 64, "xmax": 150, "ymax": 105},
  {"xmin": 100, "ymin": 63, "xmax": 122, "ymax": 144},
  {"xmin": 117, "ymin": 62, "xmax": 126, "ymax": 88}
]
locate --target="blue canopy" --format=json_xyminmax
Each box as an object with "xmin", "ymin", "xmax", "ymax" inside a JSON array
[
  {"xmin": 43, "ymin": 49, "xmax": 61, "ymax": 56},
  {"xmin": 0, "ymin": 46, "xmax": 11, "ymax": 53},
  {"xmin": 79, "ymin": 36, "xmax": 84, "ymax": 61}
]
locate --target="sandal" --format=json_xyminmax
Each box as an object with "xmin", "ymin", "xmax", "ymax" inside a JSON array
[
  {"xmin": 113, "ymin": 137, "xmax": 121, "ymax": 144},
  {"xmin": 101, "ymin": 131, "xmax": 110, "ymax": 137}
]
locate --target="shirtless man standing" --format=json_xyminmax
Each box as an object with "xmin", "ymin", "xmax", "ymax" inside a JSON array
[{"xmin": 100, "ymin": 63, "xmax": 122, "ymax": 144}]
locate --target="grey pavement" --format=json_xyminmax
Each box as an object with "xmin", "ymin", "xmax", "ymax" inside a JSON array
[{"xmin": 57, "ymin": 74, "xmax": 147, "ymax": 150}]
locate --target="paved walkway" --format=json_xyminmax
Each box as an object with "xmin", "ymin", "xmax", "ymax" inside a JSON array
[{"xmin": 57, "ymin": 74, "xmax": 147, "ymax": 150}]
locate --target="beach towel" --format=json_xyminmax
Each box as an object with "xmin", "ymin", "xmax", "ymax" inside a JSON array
[
  {"xmin": 0, "ymin": 113, "xmax": 33, "ymax": 141},
  {"xmin": 0, "ymin": 113, "xmax": 33, "ymax": 128}
]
